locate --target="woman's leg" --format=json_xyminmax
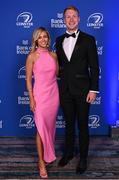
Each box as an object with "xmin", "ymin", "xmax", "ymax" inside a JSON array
[
  {"xmin": 36, "ymin": 131, "xmax": 48, "ymax": 178},
  {"xmin": 36, "ymin": 131, "xmax": 44, "ymax": 164}
]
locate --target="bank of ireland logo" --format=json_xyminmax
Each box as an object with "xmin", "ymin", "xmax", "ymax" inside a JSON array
[
  {"xmin": 18, "ymin": 91, "xmax": 30, "ymax": 105},
  {"xmin": 89, "ymin": 115, "xmax": 100, "ymax": 128},
  {"xmin": 91, "ymin": 96, "xmax": 101, "ymax": 105},
  {"xmin": 87, "ymin": 13, "xmax": 103, "ymax": 29},
  {"xmin": 96, "ymin": 40, "xmax": 103, "ymax": 56},
  {"xmin": 51, "ymin": 12, "xmax": 66, "ymax": 28},
  {"xmin": 56, "ymin": 115, "xmax": 65, "ymax": 128},
  {"xmin": 19, "ymin": 115, "xmax": 35, "ymax": 129},
  {"xmin": 16, "ymin": 40, "xmax": 31, "ymax": 55},
  {"xmin": 16, "ymin": 12, "xmax": 33, "ymax": 28}
]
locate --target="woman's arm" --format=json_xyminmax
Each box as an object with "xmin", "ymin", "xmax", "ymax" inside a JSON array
[
  {"xmin": 26, "ymin": 53, "xmax": 36, "ymax": 112},
  {"xmin": 51, "ymin": 52, "xmax": 59, "ymax": 76}
]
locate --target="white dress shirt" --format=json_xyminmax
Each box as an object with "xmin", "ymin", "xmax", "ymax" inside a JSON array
[{"xmin": 63, "ymin": 30, "xmax": 79, "ymax": 61}]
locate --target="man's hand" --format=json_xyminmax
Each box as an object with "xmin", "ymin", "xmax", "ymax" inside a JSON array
[{"xmin": 86, "ymin": 91, "xmax": 97, "ymax": 103}]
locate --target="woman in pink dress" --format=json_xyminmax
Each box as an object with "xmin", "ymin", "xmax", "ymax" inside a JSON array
[{"xmin": 26, "ymin": 27, "xmax": 59, "ymax": 178}]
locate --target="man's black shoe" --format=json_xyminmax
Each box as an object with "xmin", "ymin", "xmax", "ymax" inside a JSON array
[
  {"xmin": 76, "ymin": 158, "xmax": 87, "ymax": 174},
  {"xmin": 58, "ymin": 155, "xmax": 73, "ymax": 167}
]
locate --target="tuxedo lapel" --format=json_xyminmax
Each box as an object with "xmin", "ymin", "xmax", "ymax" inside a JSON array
[
  {"xmin": 59, "ymin": 34, "xmax": 69, "ymax": 62},
  {"xmin": 58, "ymin": 35, "xmax": 69, "ymax": 62},
  {"xmin": 61, "ymin": 43, "xmax": 69, "ymax": 62},
  {"xmin": 70, "ymin": 32, "xmax": 83, "ymax": 62}
]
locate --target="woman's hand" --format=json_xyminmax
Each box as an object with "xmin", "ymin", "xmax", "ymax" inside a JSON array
[{"xmin": 30, "ymin": 98, "xmax": 36, "ymax": 112}]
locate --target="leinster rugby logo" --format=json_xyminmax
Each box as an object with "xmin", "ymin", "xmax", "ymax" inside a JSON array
[
  {"xmin": 18, "ymin": 66, "xmax": 26, "ymax": 79},
  {"xmin": 89, "ymin": 115, "xmax": 100, "ymax": 128},
  {"xmin": 87, "ymin": 13, "xmax": 103, "ymax": 29},
  {"xmin": 19, "ymin": 115, "xmax": 35, "ymax": 129},
  {"xmin": 16, "ymin": 12, "xmax": 33, "ymax": 28}
]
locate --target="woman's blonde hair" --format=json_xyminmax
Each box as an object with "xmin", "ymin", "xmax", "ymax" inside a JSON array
[{"xmin": 30, "ymin": 27, "xmax": 51, "ymax": 53}]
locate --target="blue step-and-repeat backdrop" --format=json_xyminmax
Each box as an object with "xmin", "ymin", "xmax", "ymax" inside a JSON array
[{"xmin": 0, "ymin": 0, "xmax": 119, "ymax": 136}]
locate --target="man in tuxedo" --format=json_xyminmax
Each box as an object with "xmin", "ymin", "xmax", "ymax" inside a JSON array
[{"xmin": 55, "ymin": 6, "xmax": 99, "ymax": 174}]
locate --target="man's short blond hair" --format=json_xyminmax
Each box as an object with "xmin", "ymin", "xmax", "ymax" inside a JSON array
[{"xmin": 63, "ymin": 6, "xmax": 80, "ymax": 17}]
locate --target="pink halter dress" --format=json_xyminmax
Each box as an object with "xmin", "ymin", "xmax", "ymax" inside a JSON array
[{"xmin": 33, "ymin": 48, "xmax": 59, "ymax": 163}]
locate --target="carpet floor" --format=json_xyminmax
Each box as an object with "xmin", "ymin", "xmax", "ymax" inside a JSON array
[{"xmin": 0, "ymin": 136, "xmax": 119, "ymax": 179}]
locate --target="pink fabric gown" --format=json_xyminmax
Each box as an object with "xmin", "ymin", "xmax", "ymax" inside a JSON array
[{"xmin": 33, "ymin": 48, "xmax": 59, "ymax": 163}]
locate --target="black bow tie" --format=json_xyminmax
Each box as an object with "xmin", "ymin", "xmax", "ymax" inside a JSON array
[{"xmin": 65, "ymin": 33, "xmax": 76, "ymax": 38}]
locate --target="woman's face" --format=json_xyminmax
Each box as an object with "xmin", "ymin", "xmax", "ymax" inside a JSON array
[{"xmin": 37, "ymin": 31, "xmax": 49, "ymax": 48}]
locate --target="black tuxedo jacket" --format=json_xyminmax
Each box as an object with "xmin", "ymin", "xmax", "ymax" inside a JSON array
[{"xmin": 56, "ymin": 31, "xmax": 99, "ymax": 95}]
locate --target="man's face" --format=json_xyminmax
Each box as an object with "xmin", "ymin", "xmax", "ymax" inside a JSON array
[{"xmin": 64, "ymin": 9, "xmax": 80, "ymax": 32}]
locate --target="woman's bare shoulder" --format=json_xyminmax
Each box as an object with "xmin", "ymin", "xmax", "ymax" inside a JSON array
[
  {"xmin": 27, "ymin": 51, "xmax": 38, "ymax": 63},
  {"xmin": 28, "ymin": 51, "xmax": 36, "ymax": 58},
  {"xmin": 50, "ymin": 51, "xmax": 58, "ymax": 60}
]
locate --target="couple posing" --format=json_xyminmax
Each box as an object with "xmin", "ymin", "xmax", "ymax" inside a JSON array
[{"xmin": 26, "ymin": 5, "xmax": 99, "ymax": 178}]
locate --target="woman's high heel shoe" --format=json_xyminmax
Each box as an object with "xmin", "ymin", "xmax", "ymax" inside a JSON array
[{"xmin": 38, "ymin": 164, "xmax": 48, "ymax": 179}]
